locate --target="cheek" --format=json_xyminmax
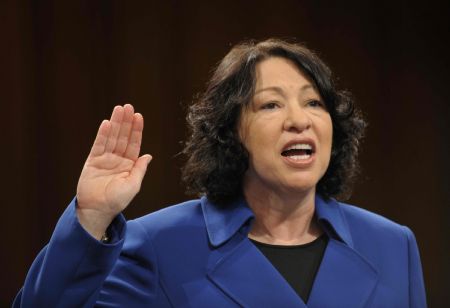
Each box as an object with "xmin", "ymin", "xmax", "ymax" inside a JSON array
[
  {"xmin": 239, "ymin": 117, "xmax": 264, "ymax": 151},
  {"xmin": 237, "ymin": 114, "xmax": 250, "ymax": 149},
  {"xmin": 325, "ymin": 127, "xmax": 333, "ymax": 152},
  {"xmin": 241, "ymin": 125, "xmax": 279, "ymax": 174},
  {"xmin": 248, "ymin": 122, "xmax": 279, "ymax": 155},
  {"xmin": 322, "ymin": 119, "xmax": 333, "ymax": 163},
  {"xmin": 314, "ymin": 114, "xmax": 332, "ymax": 152},
  {"xmin": 322, "ymin": 114, "xmax": 333, "ymax": 142}
]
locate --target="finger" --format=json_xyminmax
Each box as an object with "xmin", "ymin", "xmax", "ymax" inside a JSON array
[
  {"xmin": 105, "ymin": 106, "xmax": 124, "ymax": 153},
  {"xmin": 129, "ymin": 154, "xmax": 152, "ymax": 189},
  {"xmin": 114, "ymin": 104, "xmax": 135, "ymax": 155},
  {"xmin": 89, "ymin": 120, "xmax": 111, "ymax": 157},
  {"xmin": 124, "ymin": 113, "xmax": 144, "ymax": 160}
]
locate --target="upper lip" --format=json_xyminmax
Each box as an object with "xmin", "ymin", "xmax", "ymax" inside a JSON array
[{"xmin": 281, "ymin": 138, "xmax": 316, "ymax": 154}]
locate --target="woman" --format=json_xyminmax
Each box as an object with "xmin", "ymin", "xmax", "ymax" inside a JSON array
[{"xmin": 14, "ymin": 39, "xmax": 426, "ymax": 307}]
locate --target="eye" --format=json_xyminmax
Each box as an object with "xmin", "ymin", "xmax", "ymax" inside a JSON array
[
  {"xmin": 261, "ymin": 102, "xmax": 279, "ymax": 110},
  {"xmin": 307, "ymin": 99, "xmax": 325, "ymax": 108}
]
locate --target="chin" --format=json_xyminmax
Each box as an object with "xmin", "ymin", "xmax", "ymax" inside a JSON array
[{"xmin": 276, "ymin": 180, "xmax": 317, "ymax": 195}]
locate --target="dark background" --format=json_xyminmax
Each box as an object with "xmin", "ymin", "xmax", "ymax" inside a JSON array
[{"xmin": 1, "ymin": 0, "xmax": 449, "ymax": 306}]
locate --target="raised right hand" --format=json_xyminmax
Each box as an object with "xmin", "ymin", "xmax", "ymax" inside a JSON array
[{"xmin": 76, "ymin": 104, "xmax": 152, "ymax": 239}]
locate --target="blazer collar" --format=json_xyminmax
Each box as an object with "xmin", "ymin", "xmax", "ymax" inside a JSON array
[
  {"xmin": 314, "ymin": 195, "xmax": 354, "ymax": 247},
  {"xmin": 203, "ymin": 195, "xmax": 378, "ymax": 307},
  {"xmin": 202, "ymin": 195, "xmax": 353, "ymax": 247},
  {"xmin": 201, "ymin": 196, "xmax": 254, "ymax": 247}
]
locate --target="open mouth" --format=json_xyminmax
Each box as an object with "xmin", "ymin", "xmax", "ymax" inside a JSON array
[{"xmin": 281, "ymin": 143, "xmax": 314, "ymax": 161}]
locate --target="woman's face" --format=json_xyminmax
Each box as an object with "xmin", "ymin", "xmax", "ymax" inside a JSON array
[{"xmin": 239, "ymin": 57, "xmax": 333, "ymax": 196}]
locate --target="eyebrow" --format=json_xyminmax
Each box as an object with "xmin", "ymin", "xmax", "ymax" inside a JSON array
[{"xmin": 254, "ymin": 84, "xmax": 315, "ymax": 95}]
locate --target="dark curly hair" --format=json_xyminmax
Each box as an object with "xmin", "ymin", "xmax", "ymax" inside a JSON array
[{"xmin": 182, "ymin": 38, "xmax": 366, "ymax": 204}]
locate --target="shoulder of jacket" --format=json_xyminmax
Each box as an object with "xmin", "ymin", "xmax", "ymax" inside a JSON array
[
  {"xmin": 128, "ymin": 199, "xmax": 203, "ymax": 236},
  {"xmin": 336, "ymin": 201, "xmax": 408, "ymax": 236}
]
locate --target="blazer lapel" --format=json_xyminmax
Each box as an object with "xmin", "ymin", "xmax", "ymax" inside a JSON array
[
  {"xmin": 202, "ymin": 196, "xmax": 379, "ymax": 307},
  {"xmin": 307, "ymin": 239, "xmax": 378, "ymax": 307},
  {"xmin": 306, "ymin": 197, "xmax": 379, "ymax": 307},
  {"xmin": 207, "ymin": 234, "xmax": 307, "ymax": 308}
]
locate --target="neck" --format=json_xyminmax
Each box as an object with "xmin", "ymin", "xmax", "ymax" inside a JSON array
[{"xmin": 243, "ymin": 179, "xmax": 323, "ymax": 245}]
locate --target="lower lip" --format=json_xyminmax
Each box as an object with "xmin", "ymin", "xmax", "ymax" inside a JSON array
[{"xmin": 282, "ymin": 153, "xmax": 315, "ymax": 168}]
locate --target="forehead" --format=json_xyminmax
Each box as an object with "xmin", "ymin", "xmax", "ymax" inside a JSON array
[{"xmin": 254, "ymin": 57, "xmax": 314, "ymax": 91}]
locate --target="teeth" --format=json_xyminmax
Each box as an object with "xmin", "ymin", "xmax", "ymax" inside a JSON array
[
  {"xmin": 284, "ymin": 143, "xmax": 312, "ymax": 151},
  {"xmin": 289, "ymin": 154, "xmax": 311, "ymax": 160}
]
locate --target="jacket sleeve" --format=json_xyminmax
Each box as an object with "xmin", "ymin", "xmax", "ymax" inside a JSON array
[
  {"xmin": 403, "ymin": 226, "xmax": 427, "ymax": 308},
  {"xmin": 13, "ymin": 198, "xmax": 170, "ymax": 308}
]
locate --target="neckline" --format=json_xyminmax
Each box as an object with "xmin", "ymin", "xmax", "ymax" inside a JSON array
[{"xmin": 249, "ymin": 233, "xmax": 327, "ymax": 249}]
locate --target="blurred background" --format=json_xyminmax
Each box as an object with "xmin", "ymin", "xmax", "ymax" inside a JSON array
[{"xmin": 1, "ymin": 0, "xmax": 449, "ymax": 306}]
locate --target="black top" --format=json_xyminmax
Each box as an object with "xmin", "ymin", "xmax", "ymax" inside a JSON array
[{"xmin": 250, "ymin": 234, "xmax": 328, "ymax": 303}]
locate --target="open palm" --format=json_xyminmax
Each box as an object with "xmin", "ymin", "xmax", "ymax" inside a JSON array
[{"xmin": 76, "ymin": 104, "xmax": 152, "ymax": 238}]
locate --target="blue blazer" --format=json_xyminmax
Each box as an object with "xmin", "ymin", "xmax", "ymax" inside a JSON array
[{"xmin": 15, "ymin": 196, "xmax": 426, "ymax": 307}]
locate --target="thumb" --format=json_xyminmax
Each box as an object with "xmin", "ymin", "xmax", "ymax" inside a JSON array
[{"xmin": 129, "ymin": 154, "xmax": 152, "ymax": 185}]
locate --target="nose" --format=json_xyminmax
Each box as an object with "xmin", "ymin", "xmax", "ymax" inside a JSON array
[{"xmin": 283, "ymin": 104, "xmax": 312, "ymax": 132}]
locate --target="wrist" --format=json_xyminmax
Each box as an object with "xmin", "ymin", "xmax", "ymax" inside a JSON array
[{"xmin": 76, "ymin": 206, "xmax": 115, "ymax": 240}]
